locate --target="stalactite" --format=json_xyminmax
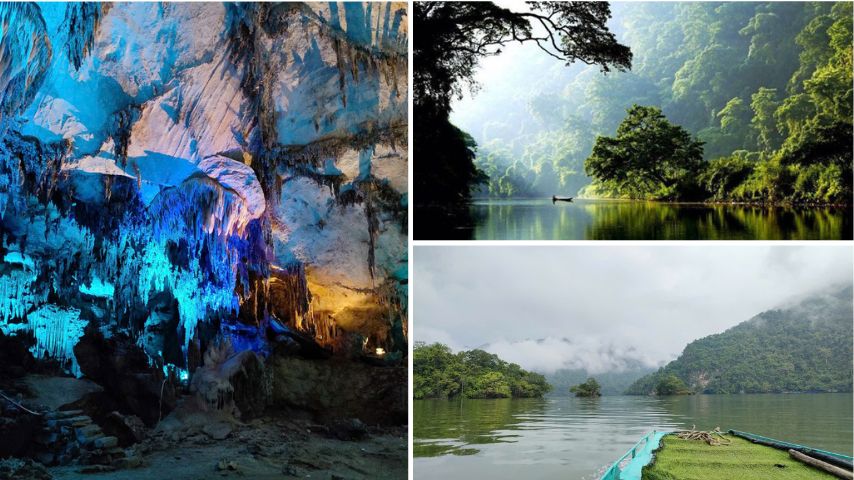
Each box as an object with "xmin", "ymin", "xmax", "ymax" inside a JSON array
[
  {"xmin": 267, "ymin": 263, "xmax": 310, "ymax": 327},
  {"xmin": 108, "ymin": 105, "xmax": 141, "ymax": 167},
  {"xmin": 26, "ymin": 304, "xmax": 87, "ymax": 376},
  {"xmin": 332, "ymin": 37, "xmax": 348, "ymax": 108},
  {"xmin": 0, "ymin": 2, "xmax": 52, "ymax": 120},
  {"xmin": 63, "ymin": 2, "xmax": 102, "ymax": 71}
]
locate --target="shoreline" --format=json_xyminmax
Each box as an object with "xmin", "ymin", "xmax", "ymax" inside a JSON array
[{"xmin": 458, "ymin": 197, "xmax": 853, "ymax": 208}]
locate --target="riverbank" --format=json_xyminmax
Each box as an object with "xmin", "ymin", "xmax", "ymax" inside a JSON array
[{"xmin": 466, "ymin": 196, "xmax": 852, "ymax": 208}]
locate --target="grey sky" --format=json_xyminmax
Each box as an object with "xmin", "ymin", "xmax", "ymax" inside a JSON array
[{"xmin": 414, "ymin": 246, "xmax": 853, "ymax": 373}]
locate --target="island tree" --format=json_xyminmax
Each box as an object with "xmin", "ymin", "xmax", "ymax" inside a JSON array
[
  {"xmin": 414, "ymin": 1, "xmax": 632, "ymax": 206},
  {"xmin": 570, "ymin": 377, "xmax": 602, "ymax": 397},
  {"xmin": 584, "ymin": 105, "xmax": 705, "ymax": 199}
]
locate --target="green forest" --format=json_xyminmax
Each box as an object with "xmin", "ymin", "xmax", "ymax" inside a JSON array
[
  {"xmin": 626, "ymin": 285, "xmax": 854, "ymax": 395},
  {"xmin": 413, "ymin": 342, "xmax": 552, "ymax": 399},
  {"xmin": 457, "ymin": 2, "xmax": 852, "ymax": 204}
]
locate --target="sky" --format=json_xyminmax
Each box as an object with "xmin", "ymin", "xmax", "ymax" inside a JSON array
[
  {"xmin": 414, "ymin": 245, "xmax": 853, "ymax": 373},
  {"xmin": 450, "ymin": 0, "xmax": 623, "ymax": 130}
]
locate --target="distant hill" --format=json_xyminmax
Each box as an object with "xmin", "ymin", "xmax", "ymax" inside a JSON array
[
  {"xmin": 546, "ymin": 367, "xmax": 655, "ymax": 396},
  {"xmin": 626, "ymin": 286, "xmax": 853, "ymax": 395}
]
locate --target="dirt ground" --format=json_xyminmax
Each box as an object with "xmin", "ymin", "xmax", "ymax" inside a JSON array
[
  {"xmin": 3, "ymin": 368, "xmax": 406, "ymax": 480},
  {"xmin": 47, "ymin": 414, "xmax": 407, "ymax": 480}
]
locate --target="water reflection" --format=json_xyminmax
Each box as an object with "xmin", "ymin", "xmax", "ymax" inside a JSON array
[
  {"xmin": 414, "ymin": 394, "xmax": 853, "ymax": 480},
  {"xmin": 414, "ymin": 398, "xmax": 549, "ymax": 457},
  {"xmin": 414, "ymin": 199, "xmax": 853, "ymax": 240}
]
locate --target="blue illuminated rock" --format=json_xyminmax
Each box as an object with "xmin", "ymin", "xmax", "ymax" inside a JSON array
[{"xmin": 0, "ymin": 2, "xmax": 408, "ymax": 379}]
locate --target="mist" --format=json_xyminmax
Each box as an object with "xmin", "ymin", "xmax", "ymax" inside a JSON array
[{"xmin": 413, "ymin": 246, "xmax": 853, "ymax": 373}]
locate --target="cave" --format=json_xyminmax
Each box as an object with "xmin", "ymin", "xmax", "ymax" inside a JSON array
[{"xmin": 0, "ymin": 3, "xmax": 408, "ymax": 479}]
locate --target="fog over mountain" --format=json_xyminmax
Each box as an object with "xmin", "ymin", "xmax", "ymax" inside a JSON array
[{"xmin": 414, "ymin": 246, "xmax": 852, "ymax": 374}]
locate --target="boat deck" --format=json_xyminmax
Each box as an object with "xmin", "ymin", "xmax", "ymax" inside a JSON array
[{"xmin": 642, "ymin": 435, "xmax": 839, "ymax": 479}]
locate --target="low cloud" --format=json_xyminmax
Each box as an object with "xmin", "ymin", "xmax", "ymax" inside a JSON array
[
  {"xmin": 480, "ymin": 337, "xmax": 660, "ymax": 374},
  {"xmin": 414, "ymin": 246, "xmax": 852, "ymax": 372}
]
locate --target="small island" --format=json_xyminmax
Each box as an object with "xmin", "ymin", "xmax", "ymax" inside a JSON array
[
  {"xmin": 570, "ymin": 377, "xmax": 602, "ymax": 398},
  {"xmin": 414, "ymin": 342, "xmax": 552, "ymax": 399}
]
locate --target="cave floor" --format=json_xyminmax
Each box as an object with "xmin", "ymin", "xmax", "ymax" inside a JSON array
[{"xmin": 47, "ymin": 414, "xmax": 407, "ymax": 480}]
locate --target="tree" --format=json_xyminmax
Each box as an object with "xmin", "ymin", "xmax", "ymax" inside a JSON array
[
  {"xmin": 415, "ymin": 2, "xmax": 632, "ymax": 116},
  {"xmin": 718, "ymin": 98, "xmax": 749, "ymax": 135},
  {"xmin": 414, "ymin": 1, "xmax": 632, "ymax": 207},
  {"xmin": 698, "ymin": 152, "xmax": 756, "ymax": 200},
  {"xmin": 570, "ymin": 377, "xmax": 602, "ymax": 397},
  {"xmin": 584, "ymin": 105, "xmax": 705, "ymax": 199},
  {"xmin": 655, "ymin": 374, "xmax": 692, "ymax": 395},
  {"xmin": 751, "ymin": 87, "xmax": 784, "ymax": 151},
  {"xmin": 468, "ymin": 371, "xmax": 512, "ymax": 398}
]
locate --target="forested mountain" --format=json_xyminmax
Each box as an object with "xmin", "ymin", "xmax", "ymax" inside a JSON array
[
  {"xmin": 456, "ymin": 2, "xmax": 852, "ymax": 203},
  {"xmin": 546, "ymin": 366, "xmax": 655, "ymax": 396},
  {"xmin": 414, "ymin": 343, "xmax": 552, "ymax": 399},
  {"xmin": 625, "ymin": 285, "xmax": 853, "ymax": 395}
]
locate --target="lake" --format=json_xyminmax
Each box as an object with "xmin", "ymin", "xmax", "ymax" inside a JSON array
[
  {"xmin": 414, "ymin": 394, "xmax": 853, "ymax": 480},
  {"xmin": 415, "ymin": 199, "xmax": 853, "ymax": 240}
]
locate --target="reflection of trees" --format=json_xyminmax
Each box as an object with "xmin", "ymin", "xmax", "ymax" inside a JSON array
[
  {"xmin": 415, "ymin": 205, "xmax": 480, "ymax": 240},
  {"xmin": 573, "ymin": 397, "xmax": 603, "ymax": 415},
  {"xmin": 472, "ymin": 201, "xmax": 590, "ymax": 240},
  {"xmin": 582, "ymin": 201, "xmax": 683, "ymax": 239},
  {"xmin": 413, "ymin": 398, "xmax": 548, "ymax": 457},
  {"xmin": 422, "ymin": 199, "xmax": 851, "ymax": 240},
  {"xmin": 583, "ymin": 201, "xmax": 851, "ymax": 240}
]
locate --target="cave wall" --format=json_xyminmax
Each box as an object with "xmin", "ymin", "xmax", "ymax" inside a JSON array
[{"xmin": 0, "ymin": 2, "xmax": 408, "ymax": 377}]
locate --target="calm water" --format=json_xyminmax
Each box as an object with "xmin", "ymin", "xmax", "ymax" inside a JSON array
[
  {"xmin": 414, "ymin": 394, "xmax": 853, "ymax": 480},
  {"xmin": 415, "ymin": 199, "xmax": 853, "ymax": 240}
]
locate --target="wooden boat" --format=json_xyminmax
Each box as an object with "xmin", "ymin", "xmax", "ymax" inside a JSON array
[
  {"xmin": 601, "ymin": 429, "xmax": 854, "ymax": 480},
  {"xmin": 551, "ymin": 195, "xmax": 573, "ymax": 203}
]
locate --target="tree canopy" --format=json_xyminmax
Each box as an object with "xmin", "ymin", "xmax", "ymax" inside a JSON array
[
  {"xmin": 569, "ymin": 377, "xmax": 602, "ymax": 397},
  {"xmin": 584, "ymin": 105, "xmax": 704, "ymax": 199},
  {"xmin": 413, "ymin": 342, "xmax": 553, "ymax": 399},
  {"xmin": 654, "ymin": 374, "xmax": 692, "ymax": 396},
  {"xmin": 414, "ymin": 1, "xmax": 632, "ymax": 116}
]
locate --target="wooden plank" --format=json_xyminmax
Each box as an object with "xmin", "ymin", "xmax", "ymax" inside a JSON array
[{"xmin": 789, "ymin": 449, "xmax": 854, "ymax": 480}]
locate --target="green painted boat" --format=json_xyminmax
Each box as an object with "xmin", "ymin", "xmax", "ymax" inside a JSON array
[{"xmin": 602, "ymin": 430, "xmax": 854, "ymax": 480}]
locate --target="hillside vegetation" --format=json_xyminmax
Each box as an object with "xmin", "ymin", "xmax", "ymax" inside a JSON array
[
  {"xmin": 626, "ymin": 285, "xmax": 853, "ymax": 395},
  {"xmin": 459, "ymin": 2, "xmax": 852, "ymax": 204},
  {"xmin": 414, "ymin": 343, "xmax": 552, "ymax": 399}
]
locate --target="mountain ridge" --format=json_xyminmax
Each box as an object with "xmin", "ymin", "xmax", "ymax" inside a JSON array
[{"xmin": 626, "ymin": 285, "xmax": 853, "ymax": 395}]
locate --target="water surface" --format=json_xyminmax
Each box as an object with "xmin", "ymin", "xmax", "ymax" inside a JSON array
[
  {"xmin": 415, "ymin": 199, "xmax": 852, "ymax": 240},
  {"xmin": 414, "ymin": 394, "xmax": 853, "ymax": 480}
]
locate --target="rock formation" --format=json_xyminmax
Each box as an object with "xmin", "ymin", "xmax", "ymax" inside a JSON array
[{"xmin": 0, "ymin": 2, "xmax": 408, "ymax": 379}]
